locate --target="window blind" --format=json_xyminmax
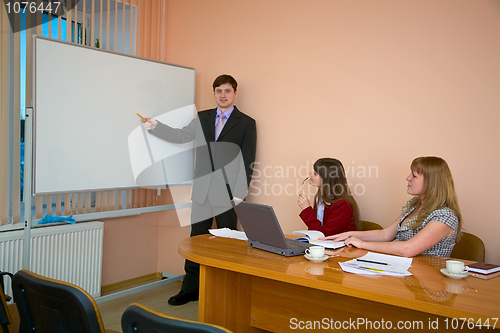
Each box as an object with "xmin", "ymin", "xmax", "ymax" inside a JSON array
[{"xmin": 0, "ymin": 0, "xmax": 172, "ymax": 226}]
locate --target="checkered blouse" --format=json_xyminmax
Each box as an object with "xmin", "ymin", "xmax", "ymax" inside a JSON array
[{"xmin": 396, "ymin": 198, "xmax": 459, "ymax": 257}]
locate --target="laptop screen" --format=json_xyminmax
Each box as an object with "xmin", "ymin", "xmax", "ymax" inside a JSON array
[{"xmin": 234, "ymin": 201, "xmax": 289, "ymax": 248}]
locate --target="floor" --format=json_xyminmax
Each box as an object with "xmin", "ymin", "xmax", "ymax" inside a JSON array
[{"xmin": 98, "ymin": 281, "xmax": 199, "ymax": 332}]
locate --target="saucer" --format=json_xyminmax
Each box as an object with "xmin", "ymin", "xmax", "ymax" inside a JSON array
[
  {"xmin": 440, "ymin": 268, "xmax": 468, "ymax": 279},
  {"xmin": 304, "ymin": 254, "xmax": 329, "ymax": 263}
]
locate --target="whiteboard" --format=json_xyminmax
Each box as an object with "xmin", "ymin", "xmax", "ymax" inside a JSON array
[{"xmin": 33, "ymin": 37, "xmax": 196, "ymax": 195}]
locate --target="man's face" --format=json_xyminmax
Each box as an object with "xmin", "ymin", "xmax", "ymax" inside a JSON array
[{"xmin": 214, "ymin": 83, "xmax": 237, "ymax": 112}]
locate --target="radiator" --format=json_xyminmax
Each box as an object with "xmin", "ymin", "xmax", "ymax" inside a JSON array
[{"xmin": 0, "ymin": 221, "xmax": 103, "ymax": 298}]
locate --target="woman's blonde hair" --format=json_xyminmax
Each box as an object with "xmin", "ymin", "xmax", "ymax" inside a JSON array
[
  {"xmin": 405, "ymin": 156, "xmax": 462, "ymax": 239},
  {"xmin": 313, "ymin": 158, "xmax": 360, "ymax": 230}
]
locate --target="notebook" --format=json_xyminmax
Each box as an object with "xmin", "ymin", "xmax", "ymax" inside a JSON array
[{"xmin": 234, "ymin": 201, "xmax": 312, "ymax": 256}]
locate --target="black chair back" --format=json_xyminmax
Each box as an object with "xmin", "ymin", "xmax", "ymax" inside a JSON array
[
  {"xmin": 0, "ymin": 272, "xmax": 12, "ymax": 333},
  {"xmin": 122, "ymin": 303, "xmax": 232, "ymax": 333},
  {"xmin": 12, "ymin": 269, "xmax": 108, "ymax": 333}
]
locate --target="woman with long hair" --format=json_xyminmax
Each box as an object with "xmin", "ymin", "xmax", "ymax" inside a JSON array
[
  {"xmin": 298, "ymin": 158, "xmax": 360, "ymax": 236},
  {"xmin": 323, "ymin": 156, "xmax": 462, "ymax": 257}
]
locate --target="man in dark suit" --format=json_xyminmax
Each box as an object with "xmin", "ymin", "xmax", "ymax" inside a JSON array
[{"xmin": 143, "ymin": 74, "xmax": 257, "ymax": 305}]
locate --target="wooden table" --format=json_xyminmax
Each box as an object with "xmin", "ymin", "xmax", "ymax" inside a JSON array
[{"xmin": 179, "ymin": 234, "xmax": 500, "ymax": 332}]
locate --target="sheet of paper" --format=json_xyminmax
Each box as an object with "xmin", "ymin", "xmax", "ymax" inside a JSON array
[
  {"xmin": 209, "ymin": 228, "xmax": 248, "ymax": 241},
  {"xmin": 338, "ymin": 262, "xmax": 380, "ymax": 275},
  {"xmin": 340, "ymin": 252, "xmax": 413, "ymax": 276}
]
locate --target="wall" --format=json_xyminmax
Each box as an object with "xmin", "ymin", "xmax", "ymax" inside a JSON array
[
  {"xmin": 101, "ymin": 213, "xmax": 159, "ymax": 286},
  {"xmin": 101, "ymin": 186, "xmax": 191, "ymax": 285},
  {"xmin": 158, "ymin": 0, "xmax": 500, "ymax": 265}
]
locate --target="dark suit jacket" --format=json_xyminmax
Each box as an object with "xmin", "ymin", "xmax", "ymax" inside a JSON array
[{"xmin": 149, "ymin": 106, "xmax": 257, "ymax": 206}]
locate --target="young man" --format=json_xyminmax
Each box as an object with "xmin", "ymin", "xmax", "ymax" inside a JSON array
[{"xmin": 144, "ymin": 74, "xmax": 257, "ymax": 305}]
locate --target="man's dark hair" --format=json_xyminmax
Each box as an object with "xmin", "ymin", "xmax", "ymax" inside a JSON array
[{"xmin": 213, "ymin": 74, "xmax": 238, "ymax": 92}]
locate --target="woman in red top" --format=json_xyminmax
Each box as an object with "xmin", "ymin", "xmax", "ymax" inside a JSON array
[{"xmin": 298, "ymin": 158, "xmax": 360, "ymax": 236}]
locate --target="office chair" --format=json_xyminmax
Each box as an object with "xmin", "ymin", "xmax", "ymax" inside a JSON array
[
  {"xmin": 450, "ymin": 232, "xmax": 485, "ymax": 262},
  {"xmin": 121, "ymin": 303, "xmax": 233, "ymax": 333},
  {"xmin": 359, "ymin": 220, "xmax": 383, "ymax": 231},
  {"xmin": 0, "ymin": 271, "xmax": 19, "ymax": 333},
  {"xmin": 12, "ymin": 269, "xmax": 119, "ymax": 333}
]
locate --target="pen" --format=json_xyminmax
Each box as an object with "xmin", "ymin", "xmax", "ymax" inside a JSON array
[
  {"xmin": 137, "ymin": 113, "xmax": 151, "ymax": 124},
  {"xmin": 347, "ymin": 263, "xmax": 384, "ymax": 272},
  {"xmin": 356, "ymin": 259, "xmax": 390, "ymax": 266},
  {"xmin": 358, "ymin": 266, "xmax": 384, "ymax": 272}
]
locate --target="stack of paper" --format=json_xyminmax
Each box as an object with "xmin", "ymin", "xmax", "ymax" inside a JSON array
[{"xmin": 339, "ymin": 252, "xmax": 413, "ymax": 276}]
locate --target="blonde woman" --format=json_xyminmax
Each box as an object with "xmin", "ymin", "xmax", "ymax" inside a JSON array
[{"xmin": 323, "ymin": 156, "xmax": 462, "ymax": 257}]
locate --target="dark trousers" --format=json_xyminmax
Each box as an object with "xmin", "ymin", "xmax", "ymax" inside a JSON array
[{"xmin": 180, "ymin": 202, "xmax": 237, "ymax": 294}]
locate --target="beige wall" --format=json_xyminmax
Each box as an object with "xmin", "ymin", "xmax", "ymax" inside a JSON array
[
  {"xmin": 101, "ymin": 214, "xmax": 159, "ymax": 285},
  {"xmin": 160, "ymin": 0, "xmax": 500, "ymax": 265},
  {"xmin": 102, "ymin": 188, "xmax": 191, "ymax": 285},
  {"xmin": 102, "ymin": 0, "xmax": 500, "ymax": 285}
]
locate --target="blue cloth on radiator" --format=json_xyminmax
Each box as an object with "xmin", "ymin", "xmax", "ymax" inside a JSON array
[{"xmin": 38, "ymin": 214, "xmax": 76, "ymax": 225}]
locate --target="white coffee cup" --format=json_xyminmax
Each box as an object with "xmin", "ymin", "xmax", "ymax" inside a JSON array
[
  {"xmin": 305, "ymin": 246, "xmax": 325, "ymax": 258},
  {"xmin": 446, "ymin": 260, "xmax": 469, "ymax": 274}
]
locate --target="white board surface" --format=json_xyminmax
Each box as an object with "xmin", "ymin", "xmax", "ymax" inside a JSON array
[{"xmin": 33, "ymin": 37, "xmax": 196, "ymax": 194}]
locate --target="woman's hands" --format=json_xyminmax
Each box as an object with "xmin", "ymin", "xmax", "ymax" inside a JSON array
[
  {"xmin": 343, "ymin": 236, "xmax": 364, "ymax": 248},
  {"xmin": 322, "ymin": 231, "xmax": 365, "ymax": 249},
  {"xmin": 297, "ymin": 194, "xmax": 311, "ymax": 210},
  {"xmin": 322, "ymin": 231, "xmax": 352, "ymax": 241}
]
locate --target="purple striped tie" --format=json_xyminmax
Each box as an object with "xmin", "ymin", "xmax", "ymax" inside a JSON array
[{"xmin": 215, "ymin": 113, "xmax": 226, "ymax": 141}]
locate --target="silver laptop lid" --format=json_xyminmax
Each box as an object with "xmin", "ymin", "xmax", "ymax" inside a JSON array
[{"xmin": 234, "ymin": 201, "xmax": 289, "ymax": 248}]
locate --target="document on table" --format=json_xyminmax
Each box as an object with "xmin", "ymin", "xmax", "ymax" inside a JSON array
[
  {"xmin": 209, "ymin": 228, "xmax": 248, "ymax": 241},
  {"xmin": 292, "ymin": 230, "xmax": 345, "ymax": 249},
  {"xmin": 339, "ymin": 252, "xmax": 413, "ymax": 276}
]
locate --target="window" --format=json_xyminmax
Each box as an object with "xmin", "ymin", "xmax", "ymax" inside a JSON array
[
  {"xmin": 13, "ymin": 0, "xmax": 138, "ymax": 224},
  {"xmin": 2, "ymin": 0, "xmax": 172, "ymax": 228},
  {"xmin": 20, "ymin": 10, "xmax": 84, "ymax": 200}
]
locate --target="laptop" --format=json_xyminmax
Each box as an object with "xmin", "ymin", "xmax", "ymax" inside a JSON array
[{"xmin": 234, "ymin": 201, "xmax": 312, "ymax": 256}]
